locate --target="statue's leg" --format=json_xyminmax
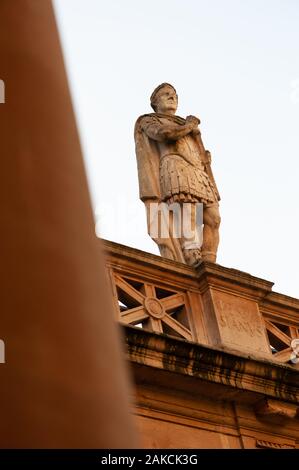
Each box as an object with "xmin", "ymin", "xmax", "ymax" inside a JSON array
[
  {"xmin": 202, "ymin": 203, "xmax": 221, "ymax": 262},
  {"xmin": 179, "ymin": 202, "xmax": 203, "ymax": 267},
  {"xmin": 144, "ymin": 199, "xmax": 185, "ymax": 262}
]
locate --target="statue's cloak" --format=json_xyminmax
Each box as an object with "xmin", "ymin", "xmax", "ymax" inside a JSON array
[{"xmin": 134, "ymin": 113, "xmax": 187, "ymax": 201}]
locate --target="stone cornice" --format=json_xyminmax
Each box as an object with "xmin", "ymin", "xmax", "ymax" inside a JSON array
[
  {"xmin": 123, "ymin": 325, "xmax": 299, "ymax": 405},
  {"xmin": 195, "ymin": 262, "xmax": 274, "ymax": 299},
  {"xmin": 102, "ymin": 239, "xmax": 198, "ymax": 277}
]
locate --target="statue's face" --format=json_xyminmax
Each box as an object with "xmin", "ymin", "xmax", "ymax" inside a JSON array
[{"xmin": 155, "ymin": 86, "xmax": 178, "ymax": 114}]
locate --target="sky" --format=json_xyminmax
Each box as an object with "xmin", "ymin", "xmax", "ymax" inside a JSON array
[{"xmin": 53, "ymin": 0, "xmax": 299, "ymax": 298}]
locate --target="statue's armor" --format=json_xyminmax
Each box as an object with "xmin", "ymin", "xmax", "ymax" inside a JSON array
[{"xmin": 155, "ymin": 117, "xmax": 218, "ymax": 204}]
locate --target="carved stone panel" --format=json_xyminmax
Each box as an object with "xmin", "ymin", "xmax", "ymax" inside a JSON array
[{"xmin": 207, "ymin": 289, "xmax": 271, "ymax": 356}]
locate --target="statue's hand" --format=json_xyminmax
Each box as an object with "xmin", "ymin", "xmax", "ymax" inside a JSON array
[{"xmin": 186, "ymin": 115, "xmax": 200, "ymax": 129}]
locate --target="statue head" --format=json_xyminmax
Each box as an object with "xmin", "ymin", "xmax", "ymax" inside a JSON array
[{"xmin": 150, "ymin": 83, "xmax": 178, "ymax": 115}]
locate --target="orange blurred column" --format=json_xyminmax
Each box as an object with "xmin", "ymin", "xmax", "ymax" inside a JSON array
[{"xmin": 0, "ymin": 0, "xmax": 137, "ymax": 448}]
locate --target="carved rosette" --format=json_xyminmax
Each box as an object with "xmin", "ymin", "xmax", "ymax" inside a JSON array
[{"xmin": 144, "ymin": 297, "xmax": 165, "ymax": 320}]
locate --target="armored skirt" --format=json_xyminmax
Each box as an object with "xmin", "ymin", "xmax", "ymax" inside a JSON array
[{"xmin": 160, "ymin": 154, "xmax": 218, "ymax": 205}]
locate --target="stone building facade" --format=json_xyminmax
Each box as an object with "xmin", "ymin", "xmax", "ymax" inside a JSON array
[{"xmin": 104, "ymin": 239, "xmax": 299, "ymax": 449}]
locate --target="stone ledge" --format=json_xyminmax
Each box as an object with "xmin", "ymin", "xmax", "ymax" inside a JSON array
[
  {"xmin": 123, "ymin": 324, "xmax": 299, "ymax": 405},
  {"xmin": 103, "ymin": 239, "xmax": 274, "ymax": 292},
  {"xmin": 196, "ymin": 261, "xmax": 274, "ymax": 297},
  {"xmin": 103, "ymin": 238, "xmax": 299, "ymax": 312},
  {"xmin": 102, "ymin": 238, "xmax": 196, "ymax": 277},
  {"xmin": 105, "ymin": 239, "xmax": 299, "ymax": 363}
]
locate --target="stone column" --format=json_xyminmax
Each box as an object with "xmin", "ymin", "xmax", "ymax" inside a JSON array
[{"xmin": 0, "ymin": 0, "xmax": 137, "ymax": 448}]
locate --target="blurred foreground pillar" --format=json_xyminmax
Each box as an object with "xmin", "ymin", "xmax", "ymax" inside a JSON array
[{"xmin": 0, "ymin": 0, "xmax": 137, "ymax": 448}]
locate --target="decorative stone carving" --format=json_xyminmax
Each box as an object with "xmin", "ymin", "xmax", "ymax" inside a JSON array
[
  {"xmin": 256, "ymin": 439, "xmax": 294, "ymax": 449},
  {"xmin": 204, "ymin": 289, "xmax": 271, "ymax": 356},
  {"xmin": 134, "ymin": 83, "xmax": 221, "ymax": 266},
  {"xmin": 144, "ymin": 297, "xmax": 165, "ymax": 320}
]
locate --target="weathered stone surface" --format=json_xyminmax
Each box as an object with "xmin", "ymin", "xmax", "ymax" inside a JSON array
[
  {"xmin": 255, "ymin": 398, "xmax": 298, "ymax": 423},
  {"xmin": 104, "ymin": 240, "xmax": 299, "ymax": 448},
  {"xmin": 124, "ymin": 324, "xmax": 299, "ymax": 448},
  {"xmin": 202, "ymin": 289, "xmax": 271, "ymax": 356},
  {"xmin": 104, "ymin": 239, "xmax": 299, "ymax": 362}
]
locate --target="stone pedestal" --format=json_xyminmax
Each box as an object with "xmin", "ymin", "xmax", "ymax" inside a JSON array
[{"xmin": 197, "ymin": 263, "xmax": 273, "ymax": 358}]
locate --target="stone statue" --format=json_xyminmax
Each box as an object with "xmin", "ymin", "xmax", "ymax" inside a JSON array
[{"xmin": 134, "ymin": 83, "xmax": 221, "ymax": 266}]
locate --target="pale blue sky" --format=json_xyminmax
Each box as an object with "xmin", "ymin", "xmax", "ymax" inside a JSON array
[{"xmin": 54, "ymin": 0, "xmax": 299, "ymax": 298}]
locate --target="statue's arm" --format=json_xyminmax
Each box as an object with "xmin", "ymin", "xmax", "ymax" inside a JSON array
[{"xmin": 141, "ymin": 116, "xmax": 199, "ymax": 142}]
